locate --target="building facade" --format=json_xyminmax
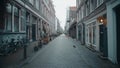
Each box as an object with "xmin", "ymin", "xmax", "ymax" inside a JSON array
[
  {"xmin": 65, "ymin": 6, "xmax": 77, "ymax": 38},
  {"xmin": 0, "ymin": 0, "xmax": 56, "ymax": 47},
  {"xmin": 76, "ymin": 0, "xmax": 120, "ymax": 64},
  {"xmin": 76, "ymin": 0, "xmax": 108, "ymax": 54},
  {"xmin": 55, "ymin": 18, "xmax": 63, "ymax": 35},
  {"xmin": 107, "ymin": 0, "xmax": 120, "ymax": 64}
]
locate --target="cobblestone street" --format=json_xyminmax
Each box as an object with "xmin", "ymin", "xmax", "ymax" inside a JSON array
[
  {"xmin": 0, "ymin": 0, "xmax": 120, "ymax": 68},
  {"xmin": 20, "ymin": 34, "xmax": 119, "ymax": 68}
]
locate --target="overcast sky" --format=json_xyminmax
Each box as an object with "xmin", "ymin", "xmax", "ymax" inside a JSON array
[{"xmin": 52, "ymin": 0, "xmax": 76, "ymax": 30}]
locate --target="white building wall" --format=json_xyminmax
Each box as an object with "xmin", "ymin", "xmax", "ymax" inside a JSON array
[
  {"xmin": 107, "ymin": 0, "xmax": 120, "ymax": 64},
  {"xmin": 84, "ymin": 10, "xmax": 106, "ymax": 51}
]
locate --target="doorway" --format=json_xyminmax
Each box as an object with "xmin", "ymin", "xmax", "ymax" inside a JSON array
[
  {"xmin": 32, "ymin": 24, "xmax": 36, "ymax": 41},
  {"xmin": 99, "ymin": 24, "xmax": 108, "ymax": 57},
  {"xmin": 115, "ymin": 4, "xmax": 120, "ymax": 64}
]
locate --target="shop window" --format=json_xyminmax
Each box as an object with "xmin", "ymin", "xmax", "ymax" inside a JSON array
[
  {"xmin": 14, "ymin": 6, "xmax": 19, "ymax": 32},
  {"xmin": 5, "ymin": 3, "xmax": 12, "ymax": 32}
]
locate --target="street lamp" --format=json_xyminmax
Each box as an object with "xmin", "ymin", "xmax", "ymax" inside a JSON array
[{"xmin": 97, "ymin": 16, "xmax": 107, "ymax": 26}]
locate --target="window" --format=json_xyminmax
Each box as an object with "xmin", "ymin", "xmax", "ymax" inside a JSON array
[
  {"xmin": 93, "ymin": 22, "xmax": 96, "ymax": 44},
  {"xmin": 92, "ymin": 0, "xmax": 97, "ymax": 10},
  {"xmin": 17, "ymin": 0, "xmax": 24, "ymax": 4},
  {"xmin": 79, "ymin": 10, "xmax": 80, "ymax": 21},
  {"xmin": 35, "ymin": 0, "xmax": 39, "ymax": 10},
  {"xmin": 20, "ymin": 9, "xmax": 26, "ymax": 31},
  {"xmin": 86, "ymin": 0, "xmax": 90, "ymax": 16},
  {"xmin": 76, "ymin": 0, "xmax": 79, "ymax": 8},
  {"xmin": 90, "ymin": 0, "xmax": 93, "ymax": 11},
  {"xmin": 26, "ymin": 12, "xmax": 30, "ymax": 23},
  {"xmin": 41, "ymin": 3, "xmax": 44, "ymax": 14},
  {"xmin": 26, "ymin": 12, "xmax": 30, "ymax": 39},
  {"xmin": 97, "ymin": 0, "xmax": 104, "ymax": 7},
  {"xmin": 81, "ymin": 7, "xmax": 83, "ymax": 19},
  {"xmin": 79, "ymin": 0, "xmax": 81, "ymax": 5},
  {"xmin": 14, "ymin": 6, "xmax": 19, "ymax": 32},
  {"xmin": 86, "ymin": 27, "xmax": 89, "ymax": 43},
  {"xmin": 88, "ymin": 24, "xmax": 92, "ymax": 44},
  {"xmin": 5, "ymin": 3, "xmax": 12, "ymax": 32},
  {"xmin": 84, "ymin": 5, "xmax": 86, "ymax": 17},
  {"xmin": 32, "ymin": 16, "xmax": 37, "ymax": 24},
  {"xmin": 29, "ymin": 0, "xmax": 34, "ymax": 5},
  {"xmin": 78, "ymin": 25, "xmax": 81, "ymax": 40}
]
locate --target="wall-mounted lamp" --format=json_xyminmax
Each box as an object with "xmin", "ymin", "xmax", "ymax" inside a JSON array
[
  {"xmin": 97, "ymin": 15, "xmax": 107, "ymax": 26},
  {"xmin": 97, "ymin": 14, "xmax": 107, "ymax": 26},
  {"xmin": 100, "ymin": 19, "xmax": 104, "ymax": 23}
]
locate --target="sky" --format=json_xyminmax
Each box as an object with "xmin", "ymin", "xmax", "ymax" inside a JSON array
[{"xmin": 52, "ymin": 0, "xmax": 76, "ymax": 30}]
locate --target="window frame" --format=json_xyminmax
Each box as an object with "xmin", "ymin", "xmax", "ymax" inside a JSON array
[
  {"xmin": 5, "ymin": 3, "xmax": 12, "ymax": 32},
  {"xmin": 20, "ymin": 8, "xmax": 26, "ymax": 32},
  {"xmin": 13, "ymin": 5, "xmax": 20, "ymax": 32}
]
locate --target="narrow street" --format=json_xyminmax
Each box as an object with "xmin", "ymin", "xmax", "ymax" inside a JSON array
[
  {"xmin": 0, "ymin": 0, "xmax": 120, "ymax": 68},
  {"xmin": 20, "ymin": 34, "xmax": 118, "ymax": 68}
]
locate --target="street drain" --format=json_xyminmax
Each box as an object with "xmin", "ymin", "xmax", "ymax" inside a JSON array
[{"xmin": 73, "ymin": 45, "xmax": 76, "ymax": 48}]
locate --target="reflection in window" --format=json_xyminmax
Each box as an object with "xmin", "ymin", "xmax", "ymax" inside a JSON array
[
  {"xmin": 26, "ymin": 12, "xmax": 30, "ymax": 23},
  {"xmin": 36, "ymin": 0, "xmax": 39, "ymax": 10},
  {"xmin": 21, "ymin": 9, "xmax": 26, "ymax": 31},
  {"xmin": 92, "ymin": 0, "xmax": 97, "ymax": 10},
  {"xmin": 97, "ymin": 0, "xmax": 104, "ymax": 6},
  {"xmin": 26, "ymin": 12, "xmax": 30, "ymax": 40},
  {"xmin": 86, "ymin": 0, "xmax": 90, "ymax": 15},
  {"xmin": 29, "ymin": 0, "xmax": 34, "ymax": 5},
  {"xmin": 5, "ymin": 3, "xmax": 12, "ymax": 32},
  {"xmin": 14, "ymin": 6, "xmax": 19, "ymax": 32}
]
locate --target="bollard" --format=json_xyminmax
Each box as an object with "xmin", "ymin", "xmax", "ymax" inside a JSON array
[
  {"xmin": 38, "ymin": 40, "xmax": 42, "ymax": 48},
  {"xmin": 24, "ymin": 44, "xmax": 27, "ymax": 59}
]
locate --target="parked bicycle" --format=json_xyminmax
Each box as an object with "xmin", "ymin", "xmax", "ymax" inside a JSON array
[
  {"xmin": 0, "ymin": 40, "xmax": 11, "ymax": 56},
  {"xmin": 0, "ymin": 38, "xmax": 25, "ymax": 56}
]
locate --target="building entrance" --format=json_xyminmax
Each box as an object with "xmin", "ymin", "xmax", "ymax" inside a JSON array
[
  {"xmin": 115, "ymin": 4, "xmax": 120, "ymax": 64},
  {"xmin": 32, "ymin": 24, "xmax": 36, "ymax": 41}
]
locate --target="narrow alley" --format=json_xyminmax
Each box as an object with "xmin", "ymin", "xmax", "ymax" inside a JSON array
[
  {"xmin": 20, "ymin": 34, "xmax": 118, "ymax": 68},
  {"xmin": 0, "ymin": 0, "xmax": 120, "ymax": 68}
]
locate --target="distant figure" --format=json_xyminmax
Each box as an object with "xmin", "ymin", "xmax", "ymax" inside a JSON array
[{"xmin": 50, "ymin": 37, "xmax": 52, "ymax": 41}]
